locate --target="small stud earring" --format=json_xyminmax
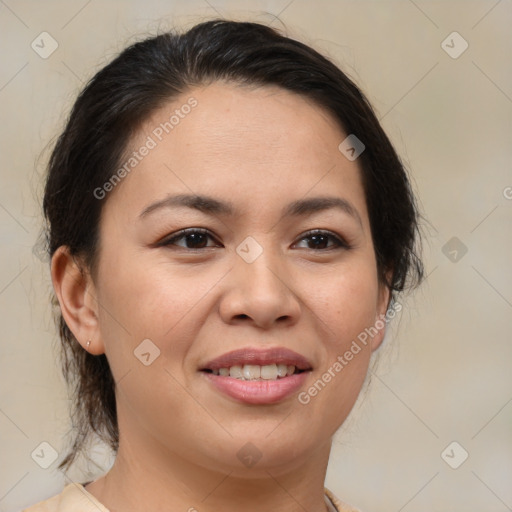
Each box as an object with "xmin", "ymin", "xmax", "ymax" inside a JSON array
[{"xmin": 86, "ymin": 340, "xmax": 91, "ymax": 349}]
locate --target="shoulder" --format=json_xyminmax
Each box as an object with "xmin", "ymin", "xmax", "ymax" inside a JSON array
[
  {"xmin": 325, "ymin": 487, "xmax": 363, "ymax": 512},
  {"xmin": 23, "ymin": 483, "xmax": 110, "ymax": 512}
]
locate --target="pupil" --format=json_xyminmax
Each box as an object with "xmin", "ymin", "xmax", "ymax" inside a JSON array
[
  {"xmin": 187, "ymin": 233, "xmax": 207, "ymax": 248},
  {"xmin": 310, "ymin": 234, "xmax": 327, "ymax": 249}
]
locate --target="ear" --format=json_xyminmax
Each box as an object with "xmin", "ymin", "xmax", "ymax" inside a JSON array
[
  {"xmin": 51, "ymin": 246, "xmax": 104, "ymax": 355},
  {"xmin": 370, "ymin": 273, "xmax": 393, "ymax": 352}
]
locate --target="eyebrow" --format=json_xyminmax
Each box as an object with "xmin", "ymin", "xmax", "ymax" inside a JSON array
[
  {"xmin": 139, "ymin": 193, "xmax": 362, "ymax": 226},
  {"xmin": 284, "ymin": 196, "xmax": 362, "ymax": 226},
  {"xmin": 139, "ymin": 194, "xmax": 235, "ymax": 218}
]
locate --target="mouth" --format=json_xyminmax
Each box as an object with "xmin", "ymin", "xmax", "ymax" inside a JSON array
[
  {"xmin": 201, "ymin": 364, "xmax": 306, "ymax": 380},
  {"xmin": 199, "ymin": 347, "xmax": 312, "ymax": 404}
]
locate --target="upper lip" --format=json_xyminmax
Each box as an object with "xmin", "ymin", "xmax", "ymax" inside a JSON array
[{"xmin": 200, "ymin": 347, "xmax": 313, "ymax": 371}]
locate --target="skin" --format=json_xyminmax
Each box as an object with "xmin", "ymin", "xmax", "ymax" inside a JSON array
[{"xmin": 52, "ymin": 82, "xmax": 390, "ymax": 512}]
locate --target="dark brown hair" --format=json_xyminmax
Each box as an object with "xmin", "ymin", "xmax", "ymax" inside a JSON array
[{"xmin": 43, "ymin": 18, "xmax": 424, "ymax": 469}]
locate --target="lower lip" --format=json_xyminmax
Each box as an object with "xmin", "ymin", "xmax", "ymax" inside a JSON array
[{"xmin": 202, "ymin": 372, "xmax": 310, "ymax": 405}]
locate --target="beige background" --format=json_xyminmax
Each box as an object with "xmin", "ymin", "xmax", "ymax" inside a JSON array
[{"xmin": 1, "ymin": 1, "xmax": 511, "ymax": 511}]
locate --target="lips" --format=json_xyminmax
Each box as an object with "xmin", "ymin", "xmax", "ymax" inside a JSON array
[
  {"xmin": 199, "ymin": 347, "xmax": 313, "ymax": 405},
  {"xmin": 200, "ymin": 347, "xmax": 313, "ymax": 372}
]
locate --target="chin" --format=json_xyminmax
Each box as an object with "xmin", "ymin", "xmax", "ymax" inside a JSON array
[{"xmin": 199, "ymin": 429, "xmax": 329, "ymax": 477}]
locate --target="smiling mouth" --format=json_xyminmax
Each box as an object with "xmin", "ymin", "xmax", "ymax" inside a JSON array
[
  {"xmin": 199, "ymin": 348, "xmax": 313, "ymax": 404},
  {"xmin": 201, "ymin": 364, "xmax": 307, "ymax": 381}
]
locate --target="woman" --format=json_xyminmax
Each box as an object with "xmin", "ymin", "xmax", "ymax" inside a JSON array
[{"xmin": 25, "ymin": 18, "xmax": 423, "ymax": 512}]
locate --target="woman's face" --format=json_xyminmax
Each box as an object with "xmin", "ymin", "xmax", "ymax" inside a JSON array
[{"xmin": 90, "ymin": 82, "xmax": 389, "ymax": 476}]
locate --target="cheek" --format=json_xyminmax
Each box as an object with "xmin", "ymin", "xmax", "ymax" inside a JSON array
[
  {"xmin": 98, "ymin": 247, "xmax": 194, "ymax": 331},
  {"xmin": 303, "ymin": 256, "xmax": 381, "ymax": 343},
  {"xmin": 297, "ymin": 259, "xmax": 379, "ymax": 420},
  {"xmin": 93, "ymin": 256, "xmax": 212, "ymax": 445},
  {"xmin": 94, "ymin": 247, "xmax": 228, "ymax": 372}
]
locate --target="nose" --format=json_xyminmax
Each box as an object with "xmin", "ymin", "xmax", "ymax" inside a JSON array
[{"xmin": 219, "ymin": 249, "xmax": 301, "ymax": 330}]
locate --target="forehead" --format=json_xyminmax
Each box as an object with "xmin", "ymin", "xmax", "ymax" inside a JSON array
[
  {"xmin": 103, "ymin": 81, "xmax": 367, "ymax": 222},
  {"xmin": 164, "ymin": 82, "xmax": 344, "ymax": 162}
]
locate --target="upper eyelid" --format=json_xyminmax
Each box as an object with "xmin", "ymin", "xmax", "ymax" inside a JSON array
[{"xmin": 161, "ymin": 227, "xmax": 218, "ymax": 244}]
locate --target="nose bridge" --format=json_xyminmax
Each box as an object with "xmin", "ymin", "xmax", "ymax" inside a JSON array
[
  {"xmin": 236, "ymin": 240, "xmax": 289, "ymax": 297},
  {"xmin": 220, "ymin": 238, "xmax": 301, "ymax": 328}
]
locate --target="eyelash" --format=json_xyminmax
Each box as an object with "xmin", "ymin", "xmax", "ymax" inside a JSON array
[{"xmin": 159, "ymin": 228, "xmax": 350, "ymax": 252}]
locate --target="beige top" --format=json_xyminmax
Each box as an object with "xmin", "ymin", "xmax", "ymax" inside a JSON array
[{"xmin": 23, "ymin": 483, "xmax": 362, "ymax": 511}]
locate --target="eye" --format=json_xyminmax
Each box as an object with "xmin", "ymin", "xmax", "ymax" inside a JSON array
[
  {"xmin": 159, "ymin": 228, "xmax": 221, "ymax": 250},
  {"xmin": 293, "ymin": 229, "xmax": 349, "ymax": 251}
]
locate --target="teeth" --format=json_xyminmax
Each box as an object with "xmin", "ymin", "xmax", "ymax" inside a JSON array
[
  {"xmin": 229, "ymin": 365, "xmax": 244, "ymax": 379},
  {"xmin": 260, "ymin": 364, "xmax": 278, "ymax": 380},
  {"xmin": 215, "ymin": 364, "xmax": 298, "ymax": 380},
  {"xmin": 277, "ymin": 364, "xmax": 288, "ymax": 377},
  {"xmin": 243, "ymin": 364, "xmax": 261, "ymax": 380}
]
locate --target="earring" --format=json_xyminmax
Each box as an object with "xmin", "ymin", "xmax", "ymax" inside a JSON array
[{"xmin": 86, "ymin": 340, "xmax": 91, "ymax": 349}]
